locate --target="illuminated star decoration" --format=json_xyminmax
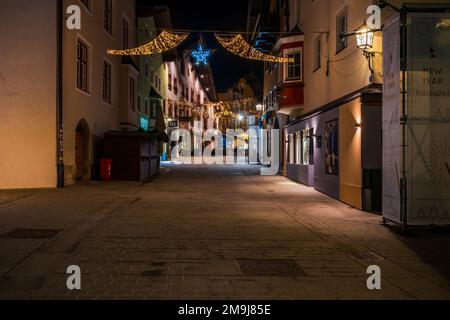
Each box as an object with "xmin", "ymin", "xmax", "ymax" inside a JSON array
[{"xmin": 191, "ymin": 44, "xmax": 212, "ymax": 66}]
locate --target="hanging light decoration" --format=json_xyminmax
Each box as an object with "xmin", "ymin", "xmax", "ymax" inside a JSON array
[
  {"xmin": 215, "ymin": 34, "xmax": 294, "ymax": 63},
  {"xmin": 107, "ymin": 31, "xmax": 189, "ymax": 56},
  {"xmin": 191, "ymin": 44, "xmax": 212, "ymax": 66}
]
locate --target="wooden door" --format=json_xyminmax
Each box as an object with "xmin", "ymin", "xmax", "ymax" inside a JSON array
[{"xmin": 75, "ymin": 132, "xmax": 84, "ymax": 180}]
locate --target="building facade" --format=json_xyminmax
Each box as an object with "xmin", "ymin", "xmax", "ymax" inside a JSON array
[
  {"xmin": 64, "ymin": 0, "xmax": 138, "ymax": 185},
  {"xmin": 248, "ymin": 0, "xmax": 383, "ymax": 212},
  {"xmin": 0, "ymin": 0, "xmax": 59, "ymax": 189},
  {"xmin": 1, "ymin": 0, "xmax": 142, "ymax": 189}
]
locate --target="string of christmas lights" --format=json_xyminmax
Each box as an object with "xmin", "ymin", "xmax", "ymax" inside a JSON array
[
  {"xmin": 215, "ymin": 34, "xmax": 294, "ymax": 63},
  {"xmin": 107, "ymin": 31, "xmax": 188, "ymax": 56}
]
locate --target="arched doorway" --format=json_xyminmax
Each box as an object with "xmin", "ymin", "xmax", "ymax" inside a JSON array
[{"xmin": 75, "ymin": 119, "xmax": 90, "ymax": 181}]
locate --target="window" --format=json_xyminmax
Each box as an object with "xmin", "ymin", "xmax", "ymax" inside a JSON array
[
  {"xmin": 168, "ymin": 73, "xmax": 172, "ymax": 91},
  {"xmin": 150, "ymin": 102, "xmax": 157, "ymax": 118},
  {"xmin": 301, "ymin": 128, "xmax": 315, "ymax": 165},
  {"xmin": 325, "ymin": 120, "xmax": 339, "ymax": 175},
  {"xmin": 336, "ymin": 8, "xmax": 348, "ymax": 54},
  {"xmin": 295, "ymin": 132, "xmax": 301, "ymax": 164},
  {"xmin": 77, "ymin": 40, "xmax": 89, "ymax": 92},
  {"xmin": 289, "ymin": 134, "xmax": 295, "ymax": 164},
  {"xmin": 145, "ymin": 60, "xmax": 149, "ymax": 78},
  {"xmin": 123, "ymin": 18, "xmax": 129, "ymax": 49},
  {"xmin": 137, "ymin": 94, "xmax": 142, "ymax": 113},
  {"xmin": 174, "ymin": 77, "xmax": 178, "ymax": 95},
  {"xmin": 302, "ymin": 130, "xmax": 310, "ymax": 165},
  {"xmin": 314, "ymin": 35, "xmax": 322, "ymax": 71},
  {"xmin": 287, "ymin": 52, "xmax": 302, "ymax": 81},
  {"xmin": 129, "ymin": 77, "xmax": 136, "ymax": 112},
  {"xmin": 145, "ymin": 100, "xmax": 149, "ymax": 116},
  {"xmin": 102, "ymin": 61, "xmax": 112, "ymax": 103},
  {"xmin": 80, "ymin": 0, "xmax": 90, "ymax": 11},
  {"xmin": 104, "ymin": 0, "xmax": 112, "ymax": 35}
]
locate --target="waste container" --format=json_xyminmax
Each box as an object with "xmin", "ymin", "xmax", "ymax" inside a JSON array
[{"xmin": 100, "ymin": 159, "xmax": 112, "ymax": 181}]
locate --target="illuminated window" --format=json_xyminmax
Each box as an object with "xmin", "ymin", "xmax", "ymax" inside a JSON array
[
  {"xmin": 287, "ymin": 51, "xmax": 302, "ymax": 81},
  {"xmin": 289, "ymin": 134, "xmax": 295, "ymax": 164},
  {"xmin": 295, "ymin": 132, "xmax": 301, "ymax": 164},
  {"xmin": 302, "ymin": 128, "xmax": 315, "ymax": 165}
]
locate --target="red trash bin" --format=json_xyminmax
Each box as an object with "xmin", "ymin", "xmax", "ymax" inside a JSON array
[{"xmin": 100, "ymin": 159, "xmax": 112, "ymax": 181}]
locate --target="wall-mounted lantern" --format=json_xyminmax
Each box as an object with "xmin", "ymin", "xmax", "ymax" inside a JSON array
[{"xmin": 356, "ymin": 24, "xmax": 374, "ymax": 50}]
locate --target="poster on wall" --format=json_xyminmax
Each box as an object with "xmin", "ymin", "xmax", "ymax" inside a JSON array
[
  {"xmin": 406, "ymin": 12, "xmax": 450, "ymax": 225},
  {"xmin": 325, "ymin": 120, "xmax": 339, "ymax": 175},
  {"xmin": 382, "ymin": 14, "xmax": 402, "ymax": 224}
]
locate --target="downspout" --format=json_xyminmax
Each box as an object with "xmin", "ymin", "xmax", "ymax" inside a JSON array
[
  {"xmin": 57, "ymin": 0, "xmax": 65, "ymax": 188},
  {"xmin": 400, "ymin": 7, "xmax": 407, "ymax": 231}
]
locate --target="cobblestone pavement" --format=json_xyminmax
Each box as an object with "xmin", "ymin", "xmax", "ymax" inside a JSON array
[{"xmin": 0, "ymin": 164, "xmax": 450, "ymax": 300}]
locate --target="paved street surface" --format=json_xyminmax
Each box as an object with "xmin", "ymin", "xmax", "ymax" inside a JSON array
[{"xmin": 0, "ymin": 164, "xmax": 450, "ymax": 300}]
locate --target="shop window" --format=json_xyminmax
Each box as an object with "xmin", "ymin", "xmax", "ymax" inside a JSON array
[
  {"xmin": 295, "ymin": 132, "xmax": 301, "ymax": 164},
  {"xmin": 289, "ymin": 134, "xmax": 295, "ymax": 164},
  {"xmin": 325, "ymin": 120, "xmax": 339, "ymax": 175}
]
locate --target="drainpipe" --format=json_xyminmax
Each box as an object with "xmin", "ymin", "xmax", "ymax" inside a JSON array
[
  {"xmin": 400, "ymin": 6, "xmax": 407, "ymax": 232},
  {"xmin": 57, "ymin": 0, "xmax": 65, "ymax": 188}
]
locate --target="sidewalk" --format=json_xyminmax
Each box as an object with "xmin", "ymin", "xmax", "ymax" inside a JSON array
[{"xmin": 0, "ymin": 165, "xmax": 449, "ymax": 300}]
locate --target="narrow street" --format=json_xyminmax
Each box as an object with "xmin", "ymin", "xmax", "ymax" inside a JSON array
[{"xmin": 0, "ymin": 165, "xmax": 449, "ymax": 300}]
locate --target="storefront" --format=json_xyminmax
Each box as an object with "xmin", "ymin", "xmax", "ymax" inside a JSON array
[{"xmin": 284, "ymin": 87, "xmax": 382, "ymax": 212}]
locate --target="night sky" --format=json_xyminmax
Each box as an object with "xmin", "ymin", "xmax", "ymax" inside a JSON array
[{"xmin": 141, "ymin": 0, "xmax": 264, "ymax": 94}]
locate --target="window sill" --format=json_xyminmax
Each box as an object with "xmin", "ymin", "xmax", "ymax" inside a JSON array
[
  {"xmin": 335, "ymin": 47, "xmax": 347, "ymax": 55},
  {"xmin": 102, "ymin": 100, "xmax": 114, "ymax": 108},
  {"xmin": 76, "ymin": 87, "xmax": 91, "ymax": 97},
  {"xmin": 104, "ymin": 30, "xmax": 114, "ymax": 40}
]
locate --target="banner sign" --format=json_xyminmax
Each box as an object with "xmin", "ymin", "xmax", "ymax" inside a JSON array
[
  {"xmin": 382, "ymin": 14, "xmax": 402, "ymax": 224},
  {"xmin": 406, "ymin": 13, "xmax": 450, "ymax": 225}
]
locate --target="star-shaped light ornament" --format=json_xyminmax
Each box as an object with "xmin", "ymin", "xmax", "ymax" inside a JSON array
[{"xmin": 191, "ymin": 44, "xmax": 212, "ymax": 66}]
